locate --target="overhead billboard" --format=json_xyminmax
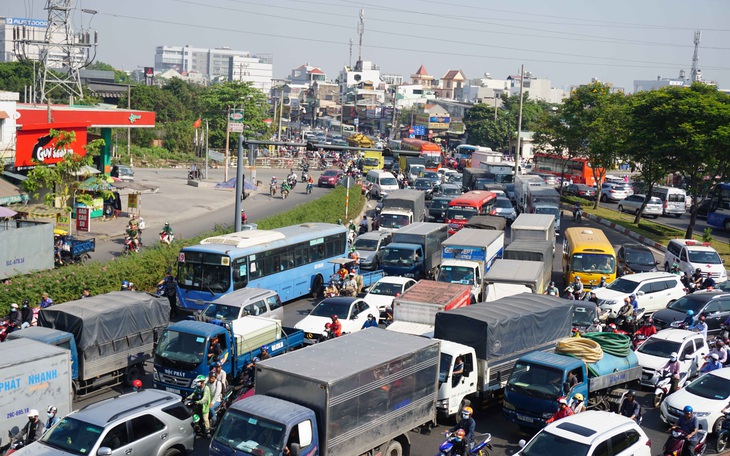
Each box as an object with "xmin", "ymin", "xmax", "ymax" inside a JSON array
[{"xmin": 15, "ymin": 124, "xmax": 89, "ymax": 170}]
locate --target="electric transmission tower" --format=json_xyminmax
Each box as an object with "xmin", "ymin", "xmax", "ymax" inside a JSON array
[
  {"xmin": 13, "ymin": 0, "xmax": 98, "ymax": 103},
  {"xmin": 690, "ymin": 30, "xmax": 701, "ymax": 82}
]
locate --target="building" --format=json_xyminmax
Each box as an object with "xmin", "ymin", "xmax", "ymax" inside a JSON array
[
  {"xmin": 1, "ymin": 16, "xmax": 86, "ymax": 68},
  {"xmin": 410, "ymin": 65, "xmax": 434, "ymax": 89},
  {"xmin": 632, "ymin": 69, "xmax": 718, "ymax": 93},
  {"xmin": 439, "ymin": 69, "xmax": 467, "ymax": 100},
  {"xmin": 154, "ymin": 45, "xmax": 273, "ymax": 85},
  {"xmin": 0, "ymin": 91, "xmax": 19, "ymax": 165},
  {"xmin": 381, "ymin": 74, "xmax": 404, "ymax": 86},
  {"xmin": 230, "ymin": 55, "xmax": 274, "ymax": 92},
  {"xmin": 508, "ymin": 73, "xmax": 567, "ymax": 104},
  {"xmin": 289, "ymin": 64, "xmax": 326, "ymax": 86},
  {"xmin": 337, "ymin": 60, "xmax": 383, "ymax": 101}
]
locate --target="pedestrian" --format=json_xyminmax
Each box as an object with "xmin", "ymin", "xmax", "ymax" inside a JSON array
[
  {"xmin": 158, "ymin": 268, "xmax": 178, "ymax": 319},
  {"xmin": 80, "ymin": 288, "xmax": 91, "ymax": 299},
  {"xmin": 40, "ymin": 292, "xmax": 53, "ymax": 309},
  {"xmin": 20, "ymin": 300, "xmax": 33, "ymax": 329}
]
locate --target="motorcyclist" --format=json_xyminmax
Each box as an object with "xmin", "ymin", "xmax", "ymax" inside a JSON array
[
  {"xmin": 287, "ymin": 168, "xmax": 296, "ymax": 183},
  {"xmin": 628, "ymin": 293, "xmax": 639, "ymax": 313},
  {"xmin": 671, "ymin": 406, "xmax": 700, "ymax": 456},
  {"xmin": 359, "ymin": 216, "xmax": 369, "ymax": 234},
  {"xmin": 587, "ymin": 291, "xmax": 598, "ymax": 304},
  {"xmin": 449, "ymin": 407, "xmax": 476, "ymax": 455},
  {"xmin": 306, "ymin": 175, "xmax": 314, "ymax": 192},
  {"xmin": 241, "ymin": 210, "xmax": 248, "ymax": 224},
  {"xmin": 186, "ymin": 375, "xmax": 212, "ymax": 437},
  {"xmin": 660, "ymin": 352, "xmax": 682, "ymax": 393},
  {"xmin": 635, "ymin": 317, "xmax": 657, "ymax": 338},
  {"xmin": 570, "ymin": 393, "xmax": 586, "ymax": 414},
  {"xmin": 572, "ymin": 276, "xmax": 584, "ymax": 299},
  {"xmin": 361, "ymin": 313, "xmax": 379, "ymax": 329},
  {"xmin": 348, "ymin": 219, "xmax": 357, "ymax": 234},
  {"xmin": 20, "ymin": 409, "xmax": 44, "ymax": 445},
  {"xmin": 691, "ymin": 268, "xmax": 704, "ymax": 291},
  {"xmin": 324, "ymin": 281, "xmax": 339, "ymax": 297},
  {"xmin": 572, "ymin": 202, "xmax": 583, "ymax": 221},
  {"xmin": 545, "ymin": 281, "xmax": 559, "ymax": 296},
  {"xmin": 701, "ymin": 275, "xmax": 716, "ymax": 290},
  {"xmin": 207, "ymin": 370, "xmax": 223, "ymax": 427},
  {"xmin": 690, "ymin": 315, "xmax": 708, "ymax": 339},
  {"xmin": 545, "ymin": 397, "xmax": 573, "ymax": 424},
  {"xmin": 711, "ymin": 339, "xmax": 728, "ymax": 364},
  {"xmin": 597, "ymin": 276, "xmax": 608, "ymax": 288},
  {"xmin": 159, "ymin": 222, "xmax": 174, "ymax": 246},
  {"xmin": 158, "ymin": 268, "xmax": 178, "ymax": 319},
  {"xmin": 619, "ymin": 390, "xmax": 642, "ymax": 424},
  {"xmin": 121, "ymin": 280, "xmax": 132, "ymax": 291},
  {"xmin": 330, "ymin": 315, "xmax": 342, "ymax": 337},
  {"xmin": 341, "ymin": 273, "xmax": 358, "ymax": 297},
  {"xmin": 281, "ymin": 180, "xmax": 291, "ymax": 196},
  {"xmin": 20, "ymin": 300, "xmax": 33, "ymax": 329},
  {"xmin": 617, "ymin": 297, "xmax": 634, "ymax": 323},
  {"xmin": 44, "ymin": 406, "xmax": 59, "ymax": 433},
  {"xmin": 564, "ymin": 285, "xmax": 575, "ymax": 300},
  {"xmin": 7, "ymin": 303, "xmax": 22, "ymax": 333},
  {"xmin": 447, "ymin": 429, "xmax": 469, "ymax": 456},
  {"xmin": 682, "ymin": 310, "xmax": 695, "ymax": 327},
  {"xmin": 587, "ymin": 318, "xmax": 603, "ymax": 333},
  {"xmin": 126, "ymin": 223, "xmax": 141, "ymax": 250}
]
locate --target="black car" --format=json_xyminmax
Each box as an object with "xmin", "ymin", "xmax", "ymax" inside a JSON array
[
  {"xmin": 616, "ymin": 243, "xmax": 659, "ymax": 275},
  {"xmin": 413, "ymin": 178, "xmax": 435, "ymax": 200},
  {"xmin": 429, "ymin": 197, "xmax": 452, "ymax": 222},
  {"xmin": 565, "ymin": 183, "xmax": 597, "ymax": 199},
  {"xmin": 652, "ymin": 291, "xmax": 730, "ymax": 336}
]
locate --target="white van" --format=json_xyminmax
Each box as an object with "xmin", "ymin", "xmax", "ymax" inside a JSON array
[
  {"xmin": 651, "ymin": 186, "xmax": 686, "ymax": 217},
  {"xmin": 664, "ymin": 239, "xmax": 727, "ymax": 283},
  {"xmin": 366, "ymin": 170, "xmax": 399, "ymax": 198},
  {"xmin": 196, "ymin": 288, "xmax": 283, "ymax": 322}
]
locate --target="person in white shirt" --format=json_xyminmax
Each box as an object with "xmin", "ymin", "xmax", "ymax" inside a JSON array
[{"xmin": 207, "ymin": 371, "xmax": 223, "ymax": 426}]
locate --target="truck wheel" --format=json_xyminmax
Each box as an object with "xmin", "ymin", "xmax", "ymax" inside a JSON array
[
  {"xmin": 311, "ymin": 274, "xmax": 323, "ymax": 299},
  {"xmin": 80, "ymin": 254, "xmax": 91, "ymax": 263},
  {"xmin": 385, "ymin": 440, "xmax": 402, "ymax": 456},
  {"xmin": 125, "ymin": 364, "xmax": 144, "ymax": 385}
]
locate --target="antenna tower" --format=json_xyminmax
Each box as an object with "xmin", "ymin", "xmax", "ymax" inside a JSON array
[
  {"xmin": 690, "ymin": 30, "xmax": 701, "ymax": 82},
  {"xmin": 14, "ymin": 0, "xmax": 98, "ymax": 103},
  {"xmin": 356, "ymin": 9, "xmax": 364, "ymax": 67},
  {"xmin": 349, "ymin": 38, "xmax": 353, "ymax": 69}
]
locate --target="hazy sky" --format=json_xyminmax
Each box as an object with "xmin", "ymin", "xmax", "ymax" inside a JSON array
[{"xmin": 7, "ymin": 0, "xmax": 730, "ymax": 92}]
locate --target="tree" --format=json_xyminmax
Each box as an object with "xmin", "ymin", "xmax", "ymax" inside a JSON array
[
  {"xmin": 198, "ymin": 82, "xmax": 269, "ymax": 149},
  {"xmin": 22, "ymin": 130, "xmax": 110, "ymax": 211},
  {"xmin": 531, "ymin": 110, "xmax": 576, "ymax": 195}
]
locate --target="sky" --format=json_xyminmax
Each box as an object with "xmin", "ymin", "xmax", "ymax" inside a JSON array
[{"xmin": 6, "ymin": 0, "xmax": 730, "ymax": 92}]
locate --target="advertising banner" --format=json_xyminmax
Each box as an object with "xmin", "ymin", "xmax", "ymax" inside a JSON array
[{"xmin": 15, "ymin": 126, "xmax": 88, "ymax": 170}]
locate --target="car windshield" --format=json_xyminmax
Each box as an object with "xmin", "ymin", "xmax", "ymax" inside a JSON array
[
  {"xmin": 323, "ymin": 170, "xmax": 338, "ymax": 176},
  {"xmin": 381, "ymin": 247, "xmax": 416, "ymax": 265},
  {"xmin": 213, "ymin": 408, "xmax": 286, "ymax": 455},
  {"xmin": 625, "ymin": 249, "xmax": 656, "ymax": 266},
  {"xmin": 506, "ymin": 362, "xmax": 564, "ymax": 400},
  {"xmin": 379, "ymin": 214, "xmax": 410, "ymax": 228},
  {"xmin": 381, "ymin": 177, "xmax": 398, "ymax": 186},
  {"xmin": 40, "ymin": 417, "xmax": 103, "ymax": 455},
  {"xmin": 430, "ymin": 199, "xmax": 450, "ymax": 210},
  {"xmin": 605, "ymin": 277, "xmax": 640, "ymax": 293},
  {"xmin": 536, "ymin": 207, "xmax": 560, "ymax": 219},
  {"xmin": 201, "ymin": 303, "xmax": 240, "ymax": 321},
  {"xmin": 154, "ymin": 329, "xmax": 206, "ymax": 368},
  {"xmin": 447, "ymin": 206, "xmax": 478, "ymax": 220},
  {"xmin": 353, "ymin": 238, "xmax": 378, "ymax": 251},
  {"xmin": 447, "ymin": 174, "xmax": 463, "ymax": 184},
  {"xmin": 686, "ymin": 372, "xmax": 730, "ymax": 400},
  {"xmin": 424, "ymin": 172, "xmax": 439, "ymax": 180},
  {"xmin": 441, "ymin": 187, "xmax": 461, "ymax": 196},
  {"xmin": 688, "ymin": 250, "xmax": 722, "ymax": 264},
  {"xmin": 667, "ymin": 295, "xmax": 709, "ymax": 314},
  {"xmin": 410, "ymin": 165, "xmax": 425, "ymax": 175},
  {"xmin": 310, "ymin": 300, "xmax": 352, "ymax": 318},
  {"xmin": 520, "ymin": 430, "xmax": 590, "ymax": 456},
  {"xmin": 495, "ymin": 198, "xmax": 513, "ymax": 209},
  {"xmin": 636, "ymin": 338, "xmax": 681, "ymax": 358},
  {"xmin": 570, "ymin": 253, "xmax": 616, "ymax": 274},
  {"xmin": 415, "ymin": 178, "xmax": 432, "ymax": 187},
  {"xmin": 369, "ymin": 281, "xmax": 403, "ymax": 296}
]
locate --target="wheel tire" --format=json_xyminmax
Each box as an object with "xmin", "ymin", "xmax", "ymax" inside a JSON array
[
  {"xmin": 385, "ymin": 440, "xmax": 403, "ymax": 456},
  {"xmin": 717, "ymin": 431, "xmax": 729, "ymax": 453},
  {"xmin": 618, "ymin": 205, "xmax": 623, "ymax": 213},
  {"xmin": 714, "ymin": 417, "xmax": 726, "ymax": 435},
  {"xmin": 125, "ymin": 364, "xmax": 144, "ymax": 385},
  {"xmin": 601, "ymin": 194, "xmax": 607, "ymax": 202},
  {"xmin": 80, "ymin": 254, "xmax": 91, "ymax": 263},
  {"xmin": 674, "ymin": 213, "xmax": 682, "ymax": 218},
  {"xmin": 164, "ymin": 448, "xmax": 183, "ymax": 456},
  {"xmin": 311, "ymin": 274, "xmax": 323, "ymax": 299},
  {"xmin": 653, "ymin": 391, "xmax": 664, "ymax": 408},
  {"xmin": 725, "ymin": 220, "xmax": 730, "ymax": 232},
  {"xmin": 653, "ymin": 215, "xmax": 659, "ymax": 219}
]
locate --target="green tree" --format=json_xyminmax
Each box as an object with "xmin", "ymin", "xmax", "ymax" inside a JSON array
[
  {"xmin": 0, "ymin": 61, "xmax": 34, "ymax": 94},
  {"xmin": 198, "ymin": 82, "xmax": 269, "ymax": 150}
]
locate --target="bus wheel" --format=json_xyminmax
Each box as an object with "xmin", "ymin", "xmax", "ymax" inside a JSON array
[
  {"xmin": 724, "ymin": 220, "xmax": 730, "ymax": 232},
  {"xmin": 311, "ymin": 275, "xmax": 323, "ymax": 299}
]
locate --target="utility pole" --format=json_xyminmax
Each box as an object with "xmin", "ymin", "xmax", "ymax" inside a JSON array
[
  {"xmin": 224, "ymin": 106, "xmax": 231, "ymax": 181},
  {"xmin": 204, "ymin": 120, "xmax": 209, "ymax": 179},
  {"xmin": 128, "ymin": 84, "xmax": 132, "ymax": 166},
  {"xmin": 390, "ymin": 84, "xmax": 398, "ymax": 140},
  {"xmin": 277, "ymin": 87, "xmax": 284, "ymax": 141},
  {"xmin": 514, "ymin": 64, "xmax": 525, "ymax": 178},
  {"xmin": 690, "ymin": 30, "xmax": 701, "ymax": 82}
]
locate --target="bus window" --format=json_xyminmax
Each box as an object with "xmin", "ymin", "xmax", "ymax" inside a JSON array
[{"xmin": 232, "ymin": 257, "xmax": 248, "ymax": 290}]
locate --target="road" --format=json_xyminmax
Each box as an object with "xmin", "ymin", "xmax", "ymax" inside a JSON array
[{"xmin": 72, "ymin": 179, "xmax": 720, "ymax": 456}]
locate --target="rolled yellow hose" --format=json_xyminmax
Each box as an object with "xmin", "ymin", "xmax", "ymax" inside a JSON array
[{"xmin": 555, "ymin": 337, "xmax": 604, "ymax": 363}]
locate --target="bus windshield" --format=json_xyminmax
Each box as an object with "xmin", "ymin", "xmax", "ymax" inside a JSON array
[
  {"xmin": 178, "ymin": 252, "xmax": 231, "ymax": 292},
  {"xmin": 570, "ymin": 253, "xmax": 615, "ymax": 274},
  {"xmin": 447, "ymin": 206, "xmax": 478, "ymax": 220},
  {"xmin": 154, "ymin": 329, "xmax": 206, "ymax": 369}
]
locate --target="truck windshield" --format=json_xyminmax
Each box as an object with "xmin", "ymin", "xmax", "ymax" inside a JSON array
[
  {"xmin": 535, "ymin": 207, "xmax": 559, "ymax": 221},
  {"xmin": 40, "ymin": 417, "xmax": 103, "ymax": 455},
  {"xmin": 178, "ymin": 252, "xmax": 231, "ymax": 292},
  {"xmin": 447, "ymin": 206, "xmax": 478, "ymax": 220},
  {"xmin": 571, "ymin": 306, "xmax": 595, "ymax": 327},
  {"xmin": 570, "ymin": 253, "xmax": 615, "ymax": 274},
  {"xmin": 439, "ymin": 352, "xmax": 453, "ymax": 383},
  {"xmin": 154, "ymin": 329, "xmax": 206, "ymax": 368},
  {"xmin": 438, "ymin": 265, "xmax": 475, "ymax": 285},
  {"xmin": 214, "ymin": 408, "xmax": 286, "ymax": 455},
  {"xmin": 424, "ymin": 156, "xmax": 441, "ymax": 169},
  {"xmin": 636, "ymin": 339, "xmax": 680, "ymax": 358},
  {"xmin": 364, "ymin": 158, "xmax": 379, "ymax": 167},
  {"xmin": 410, "ymin": 165, "xmax": 425, "ymax": 175},
  {"xmin": 381, "ymin": 247, "xmax": 416, "ymax": 265},
  {"xmin": 506, "ymin": 362, "xmax": 564, "ymax": 399},
  {"xmin": 353, "ymin": 238, "xmax": 378, "ymax": 251},
  {"xmin": 520, "ymin": 430, "xmax": 590, "ymax": 456},
  {"xmin": 379, "ymin": 214, "xmax": 411, "ymax": 229},
  {"xmin": 200, "ymin": 303, "xmax": 240, "ymax": 321}
]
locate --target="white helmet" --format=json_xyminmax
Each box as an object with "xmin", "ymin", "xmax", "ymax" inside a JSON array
[{"xmin": 28, "ymin": 409, "xmax": 39, "ymax": 418}]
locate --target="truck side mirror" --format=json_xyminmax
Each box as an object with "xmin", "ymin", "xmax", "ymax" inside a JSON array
[
  {"xmin": 563, "ymin": 382, "xmax": 571, "ymax": 394},
  {"xmin": 519, "ymin": 439, "xmax": 527, "ymax": 448},
  {"xmin": 290, "ymin": 444, "xmax": 301, "ymax": 456}
]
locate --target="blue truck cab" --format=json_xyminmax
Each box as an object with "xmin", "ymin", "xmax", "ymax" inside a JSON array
[
  {"xmin": 380, "ymin": 242, "xmax": 424, "ymax": 278},
  {"xmin": 153, "ymin": 319, "xmax": 304, "ymax": 396},
  {"xmin": 503, "ymin": 350, "xmax": 640, "ymax": 429},
  {"xmin": 209, "ymin": 395, "xmax": 319, "ymax": 456},
  {"xmin": 380, "ymin": 222, "xmax": 448, "ymax": 280},
  {"xmin": 6, "ymin": 326, "xmax": 79, "ymax": 381}
]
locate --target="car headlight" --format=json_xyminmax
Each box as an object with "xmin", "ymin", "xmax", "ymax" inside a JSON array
[
  {"xmin": 152, "ymin": 369, "xmax": 160, "ymax": 381},
  {"xmin": 437, "ymin": 399, "xmax": 449, "ymax": 408},
  {"xmin": 503, "ymin": 401, "xmax": 515, "ymax": 411},
  {"xmin": 695, "ymin": 412, "xmax": 712, "ymax": 417}
]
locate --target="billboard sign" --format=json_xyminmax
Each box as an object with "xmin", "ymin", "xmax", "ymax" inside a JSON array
[{"xmin": 15, "ymin": 125, "xmax": 88, "ymax": 170}]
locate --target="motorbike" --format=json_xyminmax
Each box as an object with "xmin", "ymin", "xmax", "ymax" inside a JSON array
[
  {"xmin": 123, "ymin": 236, "xmax": 140, "ymax": 254},
  {"xmin": 632, "ymin": 334, "xmax": 648, "ymax": 350},
  {"xmin": 716, "ymin": 409, "xmax": 730, "ymax": 453},
  {"xmin": 306, "ymin": 182, "xmax": 313, "ymax": 194},
  {"xmin": 1, "ymin": 433, "xmax": 25, "ymax": 455},
  {"xmin": 184, "ymin": 399, "xmax": 209, "ymax": 437},
  {"xmin": 573, "ymin": 205, "xmax": 583, "ymax": 223},
  {"xmin": 651, "ymin": 369, "xmax": 690, "ymax": 408},
  {"xmin": 159, "ymin": 232, "xmax": 174, "ymax": 246},
  {"xmin": 720, "ymin": 323, "xmax": 730, "ymax": 342},
  {"xmin": 270, "ymin": 183, "xmax": 277, "ymax": 197},
  {"xmin": 0, "ymin": 318, "xmax": 10, "ymax": 342},
  {"xmin": 358, "ymin": 223, "xmax": 368, "ymax": 235},
  {"xmin": 281, "ymin": 186, "xmax": 289, "ymax": 199},
  {"xmin": 287, "ymin": 175, "xmax": 297, "ymax": 189},
  {"xmin": 188, "ymin": 169, "xmax": 203, "ymax": 180},
  {"xmin": 437, "ymin": 432, "xmax": 493, "ymax": 456},
  {"xmin": 615, "ymin": 309, "xmax": 645, "ymax": 334},
  {"xmin": 663, "ymin": 428, "xmax": 707, "ymax": 456},
  {"xmin": 301, "ymin": 170, "xmax": 309, "ymax": 182}
]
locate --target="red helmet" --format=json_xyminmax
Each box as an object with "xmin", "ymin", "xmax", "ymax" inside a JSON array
[
  {"xmin": 132, "ymin": 379, "xmax": 142, "ymax": 389},
  {"xmin": 609, "ymin": 323, "xmax": 617, "ymax": 329},
  {"xmin": 325, "ymin": 323, "xmax": 332, "ymax": 329},
  {"xmin": 331, "ymin": 315, "xmax": 338, "ymax": 320},
  {"xmin": 455, "ymin": 429, "xmax": 466, "ymax": 440}
]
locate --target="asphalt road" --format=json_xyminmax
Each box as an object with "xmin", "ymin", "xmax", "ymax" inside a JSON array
[{"xmin": 72, "ymin": 180, "xmax": 723, "ymax": 456}]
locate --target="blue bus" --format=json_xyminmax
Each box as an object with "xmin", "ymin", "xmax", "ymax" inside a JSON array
[
  {"xmin": 176, "ymin": 223, "xmax": 348, "ymax": 311},
  {"xmin": 707, "ymin": 183, "xmax": 730, "ymax": 231}
]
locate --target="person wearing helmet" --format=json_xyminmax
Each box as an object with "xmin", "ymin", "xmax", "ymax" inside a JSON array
[
  {"xmin": 628, "ymin": 294, "xmax": 639, "ymax": 313},
  {"xmin": 690, "ymin": 315, "xmax": 708, "ymax": 339},
  {"xmin": 545, "ymin": 281, "xmax": 559, "ymax": 296},
  {"xmin": 710, "ymin": 339, "xmax": 728, "ymax": 364},
  {"xmin": 7, "ymin": 303, "xmax": 22, "ymax": 333},
  {"xmin": 207, "ymin": 370, "xmax": 223, "ymax": 427},
  {"xmin": 682, "ymin": 310, "xmax": 696, "ymax": 327},
  {"xmin": 20, "ymin": 299, "xmax": 33, "ymax": 329},
  {"xmin": 635, "ymin": 317, "xmax": 657, "ymax": 338},
  {"xmin": 160, "ymin": 222, "xmax": 174, "ymax": 247},
  {"xmin": 619, "ymin": 390, "xmax": 641, "ymax": 424},
  {"xmin": 449, "ymin": 406, "xmax": 475, "ymax": 455},
  {"xmin": 212, "ymin": 362, "xmax": 227, "ymax": 390},
  {"xmin": 186, "ymin": 375, "xmax": 212, "ymax": 437},
  {"xmin": 570, "ymin": 393, "xmax": 586, "ymax": 414},
  {"xmin": 572, "ymin": 276, "xmax": 584, "ymax": 299},
  {"xmin": 121, "ymin": 280, "xmax": 130, "ymax": 291},
  {"xmin": 321, "ymin": 322, "xmax": 335, "ymax": 342},
  {"xmin": 44, "ymin": 406, "xmax": 59, "ymax": 433},
  {"xmin": 691, "ymin": 268, "xmax": 704, "ymax": 291},
  {"xmin": 660, "ymin": 352, "xmax": 682, "ymax": 393},
  {"xmin": 546, "ymin": 397, "xmax": 573, "ymax": 424},
  {"xmin": 324, "ymin": 280, "xmax": 340, "ymax": 298},
  {"xmin": 362, "ymin": 313, "xmax": 378, "ymax": 329},
  {"xmin": 564, "ymin": 285, "xmax": 575, "ymax": 301},
  {"xmin": 21, "ymin": 409, "xmax": 43, "ymax": 444},
  {"xmin": 598, "ymin": 276, "xmax": 608, "ymax": 288},
  {"xmin": 672, "ymin": 405, "xmax": 699, "ymax": 455},
  {"xmin": 701, "ymin": 352, "xmax": 723, "ymax": 374},
  {"xmin": 606, "ymin": 322, "xmax": 618, "ymax": 333},
  {"xmin": 587, "ymin": 318, "xmax": 603, "ymax": 333},
  {"xmin": 330, "ymin": 315, "xmax": 342, "ymax": 337},
  {"xmin": 259, "ymin": 345, "xmax": 271, "ymax": 361},
  {"xmin": 341, "ymin": 272, "xmax": 358, "ymax": 297},
  {"xmin": 702, "ymin": 274, "xmax": 716, "ymax": 290}
]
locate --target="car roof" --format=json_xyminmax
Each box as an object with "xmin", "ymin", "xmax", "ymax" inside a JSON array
[
  {"xmin": 669, "ymin": 239, "xmax": 717, "ymax": 251},
  {"xmin": 647, "ymin": 328, "xmax": 701, "ymax": 342},
  {"xmin": 620, "ymin": 243, "xmax": 652, "ymax": 252},
  {"xmin": 372, "ymin": 276, "xmax": 415, "ymax": 285},
  {"xmin": 544, "ymin": 411, "xmax": 641, "ymax": 444},
  {"xmin": 319, "ymin": 297, "xmax": 361, "ymax": 305},
  {"xmin": 72, "ymin": 390, "xmax": 180, "ymax": 427},
  {"xmin": 616, "ymin": 272, "xmax": 678, "ymax": 282},
  {"xmin": 356, "ymin": 231, "xmax": 391, "ymax": 240},
  {"xmin": 441, "ymin": 183, "xmax": 460, "ymax": 188}
]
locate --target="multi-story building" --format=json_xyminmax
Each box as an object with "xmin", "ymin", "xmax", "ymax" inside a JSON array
[
  {"xmin": 439, "ymin": 69, "xmax": 467, "ymax": 100},
  {"xmin": 289, "ymin": 64, "xmax": 326, "ymax": 86},
  {"xmin": 0, "ymin": 90, "xmax": 18, "ymax": 165},
  {"xmin": 230, "ymin": 55, "xmax": 274, "ymax": 92},
  {"xmin": 632, "ymin": 70, "xmax": 715, "ymax": 93},
  {"xmin": 154, "ymin": 45, "xmax": 273, "ymax": 86},
  {"xmin": 411, "ymin": 65, "xmax": 434, "ymax": 89},
  {"xmin": 508, "ymin": 72, "xmax": 567, "ymax": 104}
]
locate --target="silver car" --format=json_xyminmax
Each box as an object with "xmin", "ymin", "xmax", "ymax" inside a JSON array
[
  {"xmin": 494, "ymin": 196, "xmax": 517, "ymax": 223},
  {"xmin": 618, "ymin": 194, "xmax": 662, "ymax": 218}
]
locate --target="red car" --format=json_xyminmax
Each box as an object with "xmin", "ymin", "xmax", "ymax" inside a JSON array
[{"xmin": 318, "ymin": 169, "xmax": 343, "ymax": 188}]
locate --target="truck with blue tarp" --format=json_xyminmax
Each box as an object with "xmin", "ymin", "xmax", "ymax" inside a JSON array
[
  {"xmin": 503, "ymin": 334, "xmax": 642, "ymax": 429},
  {"xmin": 437, "ymin": 228, "xmax": 504, "ymax": 302},
  {"xmin": 153, "ymin": 316, "xmax": 305, "ymax": 396},
  {"xmin": 209, "ymin": 329, "xmax": 439, "ymax": 456},
  {"xmin": 380, "ymin": 222, "xmax": 448, "ymax": 279}
]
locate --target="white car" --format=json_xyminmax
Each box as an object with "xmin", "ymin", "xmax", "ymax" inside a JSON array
[
  {"xmin": 294, "ymin": 297, "xmax": 378, "ymax": 344},
  {"xmin": 363, "ymin": 277, "xmax": 417, "ymax": 321},
  {"xmin": 635, "ymin": 329, "xmax": 708, "ymax": 388},
  {"xmin": 661, "ymin": 367, "xmax": 730, "ymax": 434},
  {"xmin": 600, "ymin": 183, "xmax": 631, "ymax": 203},
  {"xmin": 595, "ymin": 272, "xmax": 686, "ymax": 318},
  {"xmin": 517, "ymin": 410, "xmax": 651, "ymax": 456},
  {"xmin": 618, "ymin": 194, "xmax": 663, "ymax": 218}
]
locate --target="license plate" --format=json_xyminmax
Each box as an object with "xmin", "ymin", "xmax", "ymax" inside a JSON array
[
  {"xmin": 165, "ymin": 387, "xmax": 181, "ymax": 395},
  {"xmin": 517, "ymin": 415, "xmax": 533, "ymax": 423}
]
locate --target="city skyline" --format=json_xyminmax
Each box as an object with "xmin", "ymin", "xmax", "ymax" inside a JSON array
[{"xmin": 5, "ymin": 0, "xmax": 730, "ymax": 92}]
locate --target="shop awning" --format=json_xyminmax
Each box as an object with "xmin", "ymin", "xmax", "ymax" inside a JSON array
[
  {"xmin": 6, "ymin": 203, "xmax": 65, "ymax": 219},
  {"xmin": 0, "ymin": 177, "xmax": 28, "ymax": 205}
]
